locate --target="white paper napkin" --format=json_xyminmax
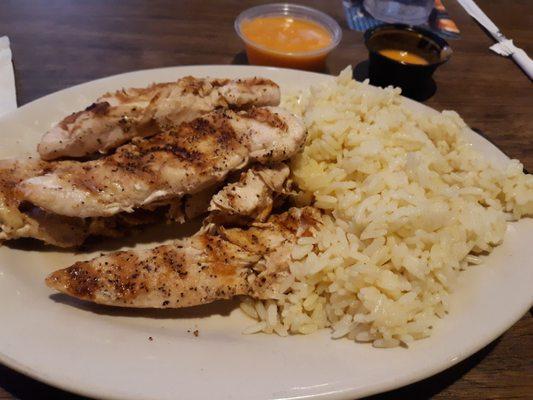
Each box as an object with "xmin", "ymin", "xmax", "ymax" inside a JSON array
[{"xmin": 0, "ymin": 36, "xmax": 17, "ymax": 116}]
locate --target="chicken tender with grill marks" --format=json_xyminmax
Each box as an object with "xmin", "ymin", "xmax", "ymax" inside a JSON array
[
  {"xmin": 209, "ymin": 163, "xmax": 290, "ymax": 223},
  {"xmin": 0, "ymin": 157, "xmax": 292, "ymax": 247},
  {"xmin": 46, "ymin": 207, "xmax": 321, "ymax": 308},
  {"xmin": 0, "ymin": 158, "xmax": 86, "ymax": 247},
  {"xmin": 0, "ymin": 158, "xmax": 172, "ymax": 247},
  {"xmin": 170, "ymin": 163, "xmax": 291, "ymax": 224},
  {"xmin": 18, "ymin": 107, "xmax": 305, "ymax": 218},
  {"xmin": 38, "ymin": 76, "xmax": 280, "ymax": 160}
]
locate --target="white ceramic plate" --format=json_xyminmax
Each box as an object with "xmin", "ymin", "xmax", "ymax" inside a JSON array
[{"xmin": 0, "ymin": 66, "xmax": 531, "ymax": 400}]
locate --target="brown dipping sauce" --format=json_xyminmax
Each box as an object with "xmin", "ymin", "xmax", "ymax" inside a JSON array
[
  {"xmin": 378, "ymin": 49, "xmax": 429, "ymax": 66},
  {"xmin": 366, "ymin": 27, "xmax": 445, "ymax": 66}
]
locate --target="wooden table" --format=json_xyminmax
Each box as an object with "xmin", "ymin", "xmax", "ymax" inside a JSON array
[{"xmin": 0, "ymin": 1, "xmax": 531, "ymax": 398}]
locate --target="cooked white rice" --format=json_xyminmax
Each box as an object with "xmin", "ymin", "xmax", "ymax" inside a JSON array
[{"xmin": 240, "ymin": 67, "xmax": 533, "ymax": 347}]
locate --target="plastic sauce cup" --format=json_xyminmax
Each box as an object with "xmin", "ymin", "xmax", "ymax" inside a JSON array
[
  {"xmin": 364, "ymin": 24, "xmax": 452, "ymax": 96},
  {"xmin": 235, "ymin": 3, "xmax": 342, "ymax": 71}
]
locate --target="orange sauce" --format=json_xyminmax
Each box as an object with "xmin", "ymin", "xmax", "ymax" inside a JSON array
[
  {"xmin": 240, "ymin": 16, "xmax": 333, "ymax": 71},
  {"xmin": 378, "ymin": 49, "xmax": 429, "ymax": 65}
]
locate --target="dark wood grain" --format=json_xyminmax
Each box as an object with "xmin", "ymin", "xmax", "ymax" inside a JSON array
[{"xmin": 0, "ymin": 0, "xmax": 531, "ymax": 399}]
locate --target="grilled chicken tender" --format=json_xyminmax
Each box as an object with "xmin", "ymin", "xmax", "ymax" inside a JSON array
[
  {"xmin": 18, "ymin": 107, "xmax": 305, "ymax": 218},
  {"xmin": 0, "ymin": 157, "xmax": 291, "ymax": 247},
  {"xmin": 0, "ymin": 158, "xmax": 86, "ymax": 247},
  {"xmin": 46, "ymin": 207, "xmax": 321, "ymax": 308},
  {"xmin": 209, "ymin": 163, "xmax": 290, "ymax": 223},
  {"xmin": 0, "ymin": 158, "xmax": 169, "ymax": 247},
  {"xmin": 173, "ymin": 163, "xmax": 290, "ymax": 224},
  {"xmin": 38, "ymin": 76, "xmax": 281, "ymax": 160}
]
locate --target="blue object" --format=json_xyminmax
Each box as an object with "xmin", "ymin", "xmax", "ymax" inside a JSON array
[{"xmin": 342, "ymin": 0, "xmax": 460, "ymax": 39}]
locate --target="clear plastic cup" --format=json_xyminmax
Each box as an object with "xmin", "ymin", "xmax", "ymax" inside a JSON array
[
  {"xmin": 235, "ymin": 3, "xmax": 342, "ymax": 71},
  {"xmin": 363, "ymin": 0, "xmax": 434, "ymax": 25}
]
